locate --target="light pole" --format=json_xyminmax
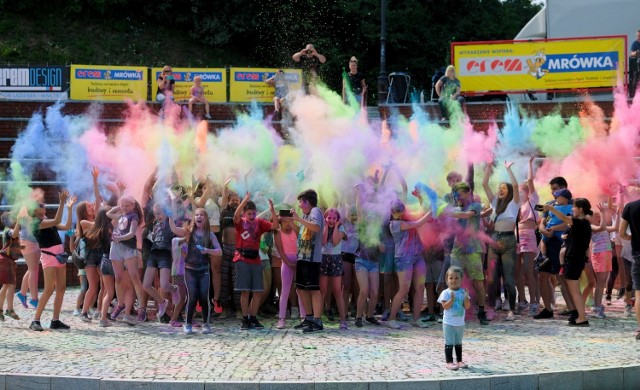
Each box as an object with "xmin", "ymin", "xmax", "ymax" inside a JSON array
[{"xmin": 377, "ymin": 0, "xmax": 387, "ymax": 105}]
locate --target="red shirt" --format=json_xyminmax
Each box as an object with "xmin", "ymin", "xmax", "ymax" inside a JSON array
[{"xmin": 233, "ymin": 217, "xmax": 273, "ymax": 265}]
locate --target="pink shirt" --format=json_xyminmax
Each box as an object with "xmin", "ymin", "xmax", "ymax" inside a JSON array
[
  {"xmin": 273, "ymin": 229, "xmax": 298, "ymax": 259},
  {"xmin": 520, "ymin": 191, "xmax": 540, "ymax": 223}
]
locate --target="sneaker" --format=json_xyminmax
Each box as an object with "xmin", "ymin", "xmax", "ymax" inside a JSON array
[
  {"xmin": 381, "ymin": 309, "xmax": 390, "ymax": 321},
  {"xmin": 477, "ymin": 311, "xmax": 489, "ymax": 325},
  {"xmin": 16, "ymin": 292, "xmax": 28, "ymax": 308},
  {"xmin": 79, "ymin": 313, "xmax": 91, "ymax": 323},
  {"xmin": 355, "ymin": 318, "xmax": 363, "ymax": 328},
  {"xmin": 457, "ymin": 361, "xmax": 469, "ymax": 369},
  {"xmin": 93, "ymin": 311, "xmax": 101, "ymax": 320},
  {"xmin": 169, "ymin": 320, "xmax": 182, "ymax": 328},
  {"xmin": 276, "ymin": 319, "xmax": 286, "ymax": 329},
  {"xmin": 423, "ymin": 314, "xmax": 436, "ymax": 322},
  {"xmin": 382, "ymin": 320, "xmax": 401, "ymax": 329},
  {"xmin": 29, "ymin": 298, "xmax": 39, "ymax": 309},
  {"xmin": 202, "ymin": 324, "xmax": 212, "ymax": 334},
  {"xmin": 339, "ymin": 320, "xmax": 348, "ymax": 330},
  {"xmin": 170, "ymin": 285, "xmax": 180, "ymax": 305},
  {"xmin": 325, "ymin": 308, "xmax": 335, "ymax": 322},
  {"xmin": 73, "ymin": 308, "xmax": 81, "ymax": 316},
  {"xmin": 569, "ymin": 320, "xmax": 590, "ymax": 327},
  {"xmin": 517, "ymin": 301, "xmax": 528, "ymax": 313},
  {"xmin": 411, "ymin": 319, "xmax": 430, "ymax": 328},
  {"xmin": 212, "ymin": 299, "xmax": 223, "ymax": 314},
  {"xmin": 529, "ymin": 303, "xmax": 539, "ymax": 317},
  {"xmin": 50, "ymin": 320, "xmax": 70, "ymax": 330},
  {"xmin": 625, "ymin": 304, "xmax": 633, "ymax": 316},
  {"xmin": 533, "ymin": 308, "xmax": 554, "ymax": 319},
  {"xmin": 397, "ymin": 311, "xmax": 411, "ymax": 321},
  {"xmin": 290, "ymin": 307, "xmax": 300, "ymax": 319},
  {"xmin": 29, "ymin": 320, "xmax": 43, "ymax": 331},
  {"xmin": 495, "ymin": 298, "xmax": 503, "ymax": 311},
  {"xmin": 302, "ymin": 322, "xmax": 324, "ymax": 333},
  {"xmin": 184, "ymin": 324, "xmax": 193, "ymax": 334},
  {"xmin": 241, "ymin": 318, "xmax": 251, "ymax": 330},
  {"xmin": 98, "ymin": 319, "xmax": 112, "ymax": 327},
  {"xmin": 365, "ymin": 316, "xmax": 381, "ymax": 326},
  {"xmin": 446, "ymin": 362, "xmax": 459, "ymax": 370},
  {"xmin": 5, "ymin": 309, "xmax": 20, "ymax": 320},
  {"xmin": 110, "ymin": 305, "xmax": 125, "ymax": 320},
  {"xmin": 157, "ymin": 299, "xmax": 168, "ymax": 318},
  {"xmin": 251, "ymin": 317, "xmax": 265, "ymax": 330},
  {"xmin": 505, "ymin": 311, "xmax": 516, "ymax": 321},
  {"xmin": 137, "ymin": 308, "xmax": 148, "ymax": 322},
  {"xmin": 592, "ymin": 306, "xmax": 606, "ymax": 319},
  {"xmin": 294, "ymin": 319, "xmax": 313, "ymax": 330},
  {"xmin": 437, "ymin": 315, "xmax": 443, "ymax": 324},
  {"xmin": 536, "ymin": 253, "xmax": 550, "ymax": 269},
  {"xmin": 123, "ymin": 315, "xmax": 137, "ymax": 326}
]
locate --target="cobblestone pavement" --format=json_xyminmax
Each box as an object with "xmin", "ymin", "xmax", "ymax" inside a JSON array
[{"xmin": 0, "ymin": 288, "xmax": 638, "ymax": 382}]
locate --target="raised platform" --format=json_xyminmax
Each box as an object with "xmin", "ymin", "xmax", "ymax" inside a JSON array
[{"xmin": 0, "ymin": 287, "xmax": 638, "ymax": 390}]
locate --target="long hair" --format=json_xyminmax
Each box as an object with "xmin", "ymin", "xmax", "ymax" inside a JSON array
[
  {"xmin": 84, "ymin": 207, "xmax": 113, "ymax": 249},
  {"xmin": 75, "ymin": 201, "xmax": 90, "ymax": 237},
  {"xmin": 184, "ymin": 208, "xmax": 212, "ymax": 249},
  {"xmin": 494, "ymin": 183, "xmax": 514, "ymax": 217}
]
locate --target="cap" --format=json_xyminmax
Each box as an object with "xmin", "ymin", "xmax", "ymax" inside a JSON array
[{"xmin": 552, "ymin": 189, "xmax": 572, "ymax": 200}]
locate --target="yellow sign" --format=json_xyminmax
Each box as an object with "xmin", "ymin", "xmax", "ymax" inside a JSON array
[
  {"xmin": 150, "ymin": 68, "xmax": 226, "ymax": 103},
  {"xmin": 70, "ymin": 65, "xmax": 148, "ymax": 101},
  {"xmin": 229, "ymin": 68, "xmax": 302, "ymax": 103},
  {"xmin": 452, "ymin": 36, "xmax": 626, "ymax": 93}
]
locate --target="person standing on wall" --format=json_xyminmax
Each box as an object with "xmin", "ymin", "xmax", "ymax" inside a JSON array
[{"xmin": 292, "ymin": 44, "xmax": 326, "ymax": 94}]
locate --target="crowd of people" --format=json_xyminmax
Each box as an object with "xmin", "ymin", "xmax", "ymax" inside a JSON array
[{"xmin": 0, "ymin": 154, "xmax": 639, "ymax": 369}]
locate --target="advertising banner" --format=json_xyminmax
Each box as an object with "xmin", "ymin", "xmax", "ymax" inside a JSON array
[
  {"xmin": 70, "ymin": 65, "xmax": 147, "ymax": 101},
  {"xmin": 229, "ymin": 68, "xmax": 302, "ymax": 102},
  {"xmin": 452, "ymin": 36, "xmax": 626, "ymax": 93},
  {"xmin": 150, "ymin": 68, "xmax": 226, "ymax": 103},
  {"xmin": 0, "ymin": 65, "xmax": 68, "ymax": 100}
]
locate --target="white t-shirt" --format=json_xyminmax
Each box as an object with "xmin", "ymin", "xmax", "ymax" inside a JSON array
[
  {"xmin": 490, "ymin": 198, "xmax": 520, "ymax": 223},
  {"xmin": 437, "ymin": 288, "xmax": 466, "ymax": 326}
]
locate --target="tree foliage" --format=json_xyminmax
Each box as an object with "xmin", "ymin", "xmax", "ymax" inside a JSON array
[{"xmin": 0, "ymin": 0, "xmax": 541, "ymax": 102}]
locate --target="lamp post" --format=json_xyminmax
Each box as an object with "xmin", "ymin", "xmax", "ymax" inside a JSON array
[{"xmin": 377, "ymin": 0, "xmax": 387, "ymax": 105}]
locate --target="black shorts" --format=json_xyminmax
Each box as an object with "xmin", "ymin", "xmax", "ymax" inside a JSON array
[
  {"xmin": 341, "ymin": 252, "xmax": 356, "ymax": 264},
  {"xmin": 84, "ymin": 249, "xmax": 103, "ymax": 268},
  {"xmin": 539, "ymin": 236, "xmax": 562, "ymax": 275},
  {"xmin": 295, "ymin": 260, "xmax": 320, "ymax": 291},
  {"xmin": 564, "ymin": 256, "xmax": 586, "ymax": 280},
  {"xmin": 147, "ymin": 249, "xmax": 172, "ymax": 269}
]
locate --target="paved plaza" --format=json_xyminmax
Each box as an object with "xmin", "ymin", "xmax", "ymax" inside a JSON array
[{"xmin": 0, "ymin": 288, "xmax": 639, "ymax": 386}]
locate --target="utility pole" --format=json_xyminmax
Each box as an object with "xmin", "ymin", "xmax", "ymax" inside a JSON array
[{"xmin": 377, "ymin": 0, "xmax": 387, "ymax": 105}]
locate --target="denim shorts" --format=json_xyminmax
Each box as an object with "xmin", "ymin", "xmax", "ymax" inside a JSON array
[
  {"xmin": 395, "ymin": 254, "xmax": 424, "ymax": 273},
  {"xmin": 110, "ymin": 242, "xmax": 138, "ymax": 261},
  {"xmin": 147, "ymin": 249, "xmax": 172, "ymax": 269},
  {"xmin": 100, "ymin": 256, "xmax": 115, "ymax": 276},
  {"xmin": 355, "ymin": 257, "xmax": 379, "ymax": 273}
]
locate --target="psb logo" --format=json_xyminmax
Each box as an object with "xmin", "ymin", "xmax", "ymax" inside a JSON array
[{"xmin": 527, "ymin": 51, "xmax": 548, "ymax": 80}]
